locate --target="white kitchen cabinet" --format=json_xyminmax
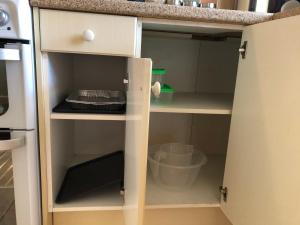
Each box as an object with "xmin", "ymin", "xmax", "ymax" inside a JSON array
[
  {"xmin": 141, "ymin": 29, "xmax": 239, "ymax": 213},
  {"xmin": 35, "ymin": 49, "xmax": 151, "ymax": 225},
  {"xmin": 221, "ymin": 15, "xmax": 300, "ymax": 225},
  {"xmin": 34, "ymin": 8, "xmax": 300, "ymax": 225},
  {"xmin": 142, "ymin": 14, "xmax": 300, "ymax": 225}
]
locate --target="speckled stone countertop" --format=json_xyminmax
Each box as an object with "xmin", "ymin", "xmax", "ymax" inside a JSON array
[{"xmin": 30, "ymin": 0, "xmax": 273, "ymax": 25}]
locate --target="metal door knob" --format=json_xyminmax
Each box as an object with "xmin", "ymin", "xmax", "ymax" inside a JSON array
[{"xmin": 0, "ymin": 10, "xmax": 9, "ymax": 27}]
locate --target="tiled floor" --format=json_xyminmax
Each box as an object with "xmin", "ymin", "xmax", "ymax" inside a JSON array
[
  {"xmin": 0, "ymin": 202, "xmax": 16, "ymax": 225},
  {"xmin": 0, "ymin": 189, "xmax": 16, "ymax": 225},
  {"xmin": 0, "ymin": 152, "xmax": 16, "ymax": 225}
]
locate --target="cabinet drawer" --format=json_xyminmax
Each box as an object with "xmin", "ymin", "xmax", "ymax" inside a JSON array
[
  {"xmin": 40, "ymin": 9, "xmax": 137, "ymax": 57},
  {"xmin": 53, "ymin": 211, "xmax": 124, "ymax": 225}
]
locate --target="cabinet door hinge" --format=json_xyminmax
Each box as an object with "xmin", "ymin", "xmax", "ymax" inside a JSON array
[
  {"xmin": 239, "ymin": 41, "xmax": 247, "ymax": 59},
  {"xmin": 124, "ymin": 73, "xmax": 129, "ymax": 91},
  {"xmin": 219, "ymin": 186, "xmax": 228, "ymax": 202},
  {"xmin": 120, "ymin": 187, "xmax": 125, "ymax": 196}
]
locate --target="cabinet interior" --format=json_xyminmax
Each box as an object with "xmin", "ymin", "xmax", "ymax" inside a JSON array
[
  {"xmin": 141, "ymin": 31, "xmax": 241, "ymax": 208},
  {"xmin": 46, "ymin": 53, "xmax": 127, "ymax": 114},
  {"xmin": 143, "ymin": 32, "xmax": 240, "ymax": 114},
  {"xmin": 44, "ymin": 29, "xmax": 242, "ymax": 212},
  {"xmin": 50, "ymin": 119, "xmax": 125, "ymax": 212},
  {"xmin": 45, "ymin": 53, "xmax": 127, "ymax": 212}
]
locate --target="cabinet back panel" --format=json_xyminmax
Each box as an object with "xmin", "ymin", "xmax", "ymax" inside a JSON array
[
  {"xmin": 196, "ymin": 40, "xmax": 240, "ymax": 94},
  {"xmin": 191, "ymin": 114, "xmax": 231, "ymax": 155},
  {"xmin": 141, "ymin": 35, "xmax": 240, "ymax": 94},
  {"xmin": 142, "ymin": 36, "xmax": 200, "ymax": 92},
  {"xmin": 149, "ymin": 113, "xmax": 192, "ymax": 145},
  {"xmin": 149, "ymin": 113, "xmax": 230, "ymax": 155},
  {"xmin": 73, "ymin": 54, "xmax": 126, "ymax": 91},
  {"xmin": 73, "ymin": 121, "xmax": 125, "ymax": 155}
]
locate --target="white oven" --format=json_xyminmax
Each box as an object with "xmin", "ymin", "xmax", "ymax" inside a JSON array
[
  {"xmin": 0, "ymin": 42, "xmax": 36, "ymax": 129},
  {"xmin": 0, "ymin": 1, "xmax": 41, "ymax": 225}
]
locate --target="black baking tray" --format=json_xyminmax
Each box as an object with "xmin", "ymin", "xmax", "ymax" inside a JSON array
[
  {"xmin": 56, "ymin": 151, "xmax": 124, "ymax": 203},
  {"xmin": 53, "ymin": 100, "xmax": 126, "ymax": 114},
  {"xmin": 66, "ymin": 90, "xmax": 126, "ymax": 111}
]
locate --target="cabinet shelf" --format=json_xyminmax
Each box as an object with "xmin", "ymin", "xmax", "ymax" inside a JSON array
[
  {"xmin": 150, "ymin": 93, "xmax": 233, "ymax": 115},
  {"xmin": 53, "ymin": 154, "xmax": 124, "ymax": 212},
  {"xmin": 51, "ymin": 113, "xmax": 126, "ymax": 121},
  {"xmin": 53, "ymin": 184, "xmax": 123, "ymax": 212},
  {"xmin": 145, "ymin": 154, "xmax": 225, "ymax": 209}
]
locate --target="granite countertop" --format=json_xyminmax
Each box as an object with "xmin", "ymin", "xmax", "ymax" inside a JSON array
[{"xmin": 30, "ymin": 0, "xmax": 273, "ymax": 25}]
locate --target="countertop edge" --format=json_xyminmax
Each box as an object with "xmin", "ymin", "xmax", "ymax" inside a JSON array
[{"xmin": 30, "ymin": 0, "xmax": 273, "ymax": 26}]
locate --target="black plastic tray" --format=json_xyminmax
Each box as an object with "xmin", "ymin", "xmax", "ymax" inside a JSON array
[
  {"xmin": 56, "ymin": 151, "xmax": 124, "ymax": 203},
  {"xmin": 53, "ymin": 100, "xmax": 126, "ymax": 114}
]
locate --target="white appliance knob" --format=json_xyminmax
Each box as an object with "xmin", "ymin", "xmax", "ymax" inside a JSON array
[
  {"xmin": 83, "ymin": 29, "xmax": 95, "ymax": 42},
  {"xmin": 0, "ymin": 10, "xmax": 9, "ymax": 27},
  {"xmin": 151, "ymin": 81, "xmax": 161, "ymax": 98}
]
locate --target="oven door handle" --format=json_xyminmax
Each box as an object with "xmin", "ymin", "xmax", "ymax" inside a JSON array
[
  {"xmin": 0, "ymin": 136, "xmax": 25, "ymax": 151},
  {"xmin": 0, "ymin": 48, "xmax": 20, "ymax": 61}
]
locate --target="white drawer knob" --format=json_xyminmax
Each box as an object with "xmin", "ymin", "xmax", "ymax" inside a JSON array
[
  {"xmin": 83, "ymin": 29, "xmax": 95, "ymax": 42},
  {"xmin": 151, "ymin": 81, "xmax": 161, "ymax": 98}
]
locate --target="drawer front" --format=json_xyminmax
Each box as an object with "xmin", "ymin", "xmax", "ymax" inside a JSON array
[
  {"xmin": 53, "ymin": 211, "xmax": 124, "ymax": 225},
  {"xmin": 40, "ymin": 10, "xmax": 137, "ymax": 57},
  {"xmin": 144, "ymin": 208, "xmax": 231, "ymax": 225}
]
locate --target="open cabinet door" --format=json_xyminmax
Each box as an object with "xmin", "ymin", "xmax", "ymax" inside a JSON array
[
  {"xmin": 124, "ymin": 58, "xmax": 152, "ymax": 225},
  {"xmin": 221, "ymin": 15, "xmax": 300, "ymax": 225}
]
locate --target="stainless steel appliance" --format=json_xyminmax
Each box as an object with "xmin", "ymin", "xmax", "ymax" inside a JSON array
[
  {"xmin": 0, "ymin": 1, "xmax": 40, "ymax": 225},
  {"xmin": 237, "ymin": 0, "xmax": 274, "ymax": 12}
]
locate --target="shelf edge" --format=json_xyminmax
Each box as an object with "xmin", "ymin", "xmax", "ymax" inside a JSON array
[
  {"xmin": 52, "ymin": 205, "xmax": 124, "ymax": 212},
  {"xmin": 50, "ymin": 113, "xmax": 126, "ymax": 121},
  {"xmin": 150, "ymin": 108, "xmax": 232, "ymax": 115},
  {"xmin": 145, "ymin": 203, "xmax": 221, "ymax": 209}
]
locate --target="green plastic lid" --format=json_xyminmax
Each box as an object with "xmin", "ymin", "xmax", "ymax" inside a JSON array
[
  {"xmin": 152, "ymin": 68, "xmax": 166, "ymax": 75},
  {"xmin": 161, "ymin": 84, "xmax": 174, "ymax": 93}
]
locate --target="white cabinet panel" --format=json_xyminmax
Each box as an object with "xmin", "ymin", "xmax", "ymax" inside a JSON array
[
  {"xmin": 222, "ymin": 15, "xmax": 300, "ymax": 225},
  {"xmin": 124, "ymin": 58, "xmax": 152, "ymax": 225}
]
